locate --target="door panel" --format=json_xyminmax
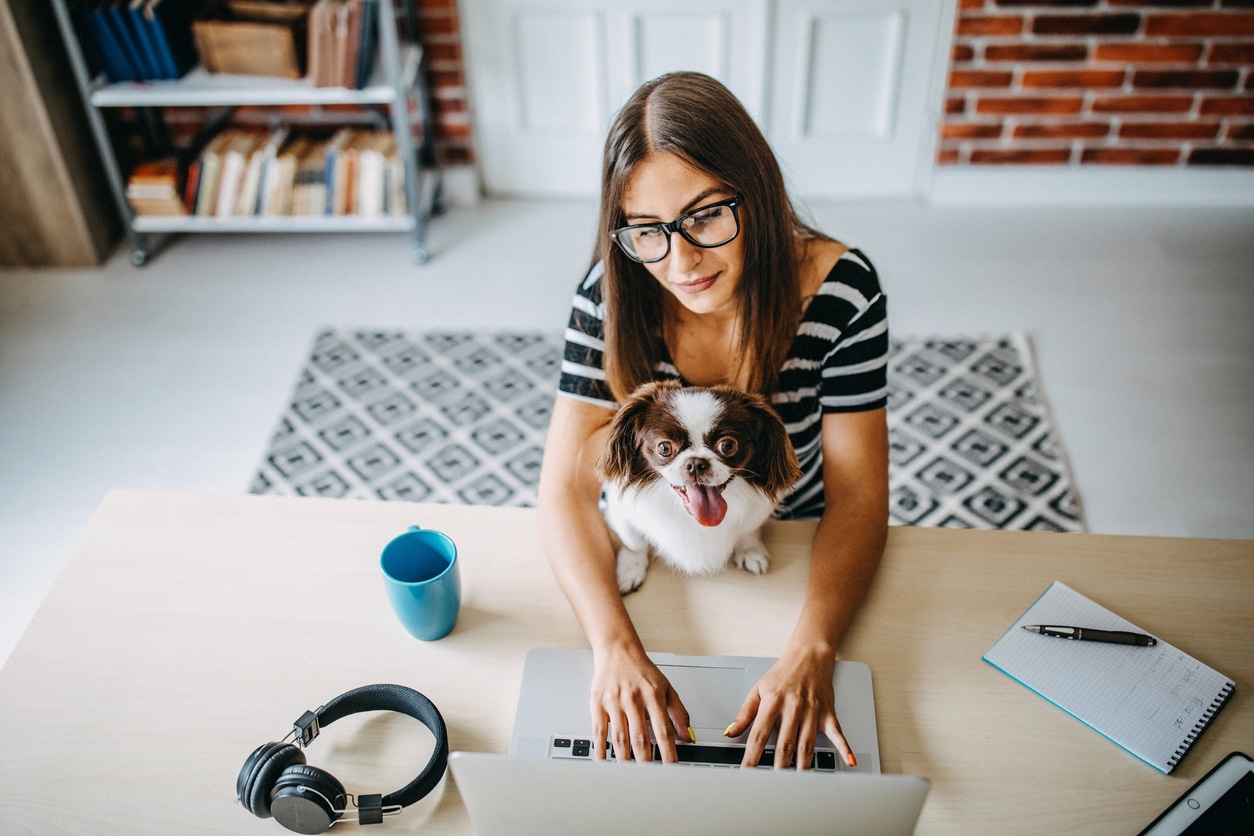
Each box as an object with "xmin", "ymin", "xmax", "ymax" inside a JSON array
[
  {"xmin": 770, "ymin": 0, "xmax": 942, "ymax": 197},
  {"xmin": 513, "ymin": 12, "xmax": 604, "ymax": 134}
]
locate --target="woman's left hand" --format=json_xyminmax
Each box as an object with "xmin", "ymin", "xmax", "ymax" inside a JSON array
[
  {"xmin": 725, "ymin": 409, "xmax": 887, "ymax": 770},
  {"xmin": 724, "ymin": 643, "xmax": 854, "ymax": 770}
]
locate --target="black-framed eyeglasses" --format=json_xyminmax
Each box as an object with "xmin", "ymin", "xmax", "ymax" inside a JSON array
[{"xmin": 610, "ymin": 194, "xmax": 743, "ymax": 264}]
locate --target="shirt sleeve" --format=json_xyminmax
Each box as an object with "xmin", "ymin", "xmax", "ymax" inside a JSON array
[
  {"xmin": 816, "ymin": 249, "xmax": 889, "ymax": 413},
  {"xmin": 557, "ymin": 262, "xmax": 618, "ymax": 409}
]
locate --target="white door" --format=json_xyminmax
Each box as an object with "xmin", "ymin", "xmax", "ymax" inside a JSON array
[
  {"xmin": 770, "ymin": 0, "xmax": 947, "ymax": 198},
  {"xmin": 459, "ymin": 0, "xmax": 947, "ymax": 199}
]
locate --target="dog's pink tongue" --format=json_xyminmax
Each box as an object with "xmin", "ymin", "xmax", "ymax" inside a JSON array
[{"xmin": 688, "ymin": 484, "xmax": 728, "ymax": 527}]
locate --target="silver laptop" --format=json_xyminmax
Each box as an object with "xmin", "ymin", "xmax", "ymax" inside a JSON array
[{"xmin": 446, "ymin": 648, "xmax": 930, "ymax": 836}]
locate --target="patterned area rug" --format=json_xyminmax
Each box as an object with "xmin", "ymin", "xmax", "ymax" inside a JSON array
[{"xmin": 250, "ymin": 330, "xmax": 1085, "ymax": 532}]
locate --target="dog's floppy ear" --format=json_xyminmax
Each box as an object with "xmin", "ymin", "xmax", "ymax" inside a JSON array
[
  {"xmin": 741, "ymin": 392, "xmax": 802, "ymax": 501},
  {"xmin": 596, "ymin": 380, "xmax": 675, "ymax": 486}
]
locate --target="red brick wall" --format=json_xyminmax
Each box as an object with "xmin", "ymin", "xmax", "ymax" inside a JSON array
[
  {"xmin": 417, "ymin": 0, "xmax": 473, "ymax": 165},
  {"xmin": 939, "ymin": 1, "xmax": 1254, "ymax": 166}
]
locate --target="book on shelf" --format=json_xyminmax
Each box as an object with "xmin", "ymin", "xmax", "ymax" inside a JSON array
[
  {"xmin": 234, "ymin": 141, "xmax": 265, "ymax": 216},
  {"xmin": 182, "ymin": 157, "xmax": 201, "ymax": 215},
  {"xmin": 107, "ymin": 0, "xmax": 156, "ymax": 80},
  {"xmin": 193, "ymin": 130, "xmax": 234, "ymax": 217},
  {"xmin": 81, "ymin": 1, "xmax": 137, "ymax": 82},
  {"xmin": 292, "ymin": 138, "xmax": 329, "ymax": 216},
  {"xmin": 72, "ymin": 0, "xmax": 196, "ymax": 83},
  {"xmin": 355, "ymin": 0, "xmax": 378, "ymax": 90},
  {"xmin": 213, "ymin": 130, "xmax": 264, "ymax": 217},
  {"xmin": 353, "ymin": 130, "xmax": 405, "ymax": 217},
  {"xmin": 323, "ymin": 127, "xmax": 356, "ymax": 214},
  {"xmin": 308, "ymin": 0, "xmax": 379, "ymax": 89},
  {"xmin": 126, "ymin": 157, "xmax": 185, "ymax": 216},
  {"xmin": 142, "ymin": 0, "xmax": 198, "ymax": 79},
  {"xmin": 354, "ymin": 132, "xmax": 381, "ymax": 217},
  {"xmin": 250, "ymin": 126, "xmax": 292, "ymax": 216},
  {"xmin": 265, "ymin": 135, "xmax": 310, "ymax": 217}
]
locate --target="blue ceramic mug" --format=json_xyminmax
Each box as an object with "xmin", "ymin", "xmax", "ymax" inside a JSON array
[{"xmin": 380, "ymin": 526, "xmax": 461, "ymax": 641}]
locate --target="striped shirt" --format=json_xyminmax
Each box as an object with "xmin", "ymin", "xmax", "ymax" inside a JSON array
[{"xmin": 558, "ymin": 249, "xmax": 889, "ymax": 520}]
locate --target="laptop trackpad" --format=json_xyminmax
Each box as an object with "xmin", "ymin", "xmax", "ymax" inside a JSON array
[{"xmin": 658, "ymin": 664, "xmax": 748, "ymax": 732}]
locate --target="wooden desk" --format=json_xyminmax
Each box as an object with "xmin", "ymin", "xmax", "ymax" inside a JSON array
[{"xmin": 0, "ymin": 491, "xmax": 1250, "ymax": 834}]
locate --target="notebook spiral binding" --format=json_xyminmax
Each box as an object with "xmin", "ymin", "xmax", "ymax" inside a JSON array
[{"xmin": 1167, "ymin": 681, "xmax": 1236, "ymax": 770}]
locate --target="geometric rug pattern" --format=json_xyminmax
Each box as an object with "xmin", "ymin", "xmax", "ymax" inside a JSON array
[
  {"xmin": 250, "ymin": 329, "xmax": 1085, "ymax": 532},
  {"xmin": 884, "ymin": 334, "xmax": 1084, "ymax": 531}
]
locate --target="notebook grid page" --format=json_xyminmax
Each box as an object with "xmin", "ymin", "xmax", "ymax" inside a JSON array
[{"xmin": 983, "ymin": 581, "xmax": 1235, "ymax": 772}]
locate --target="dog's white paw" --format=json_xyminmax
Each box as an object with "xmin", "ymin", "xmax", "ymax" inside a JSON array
[
  {"xmin": 616, "ymin": 546, "xmax": 650, "ymax": 594},
  {"xmin": 731, "ymin": 546, "xmax": 770, "ymax": 576}
]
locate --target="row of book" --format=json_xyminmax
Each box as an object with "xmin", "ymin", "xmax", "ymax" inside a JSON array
[
  {"xmin": 72, "ymin": 0, "xmax": 197, "ymax": 83},
  {"xmin": 125, "ymin": 127, "xmax": 409, "ymax": 219},
  {"xmin": 74, "ymin": 0, "xmax": 383, "ymax": 89}
]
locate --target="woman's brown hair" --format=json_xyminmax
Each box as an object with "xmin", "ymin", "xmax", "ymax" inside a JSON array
[{"xmin": 595, "ymin": 71, "xmax": 829, "ymax": 402}]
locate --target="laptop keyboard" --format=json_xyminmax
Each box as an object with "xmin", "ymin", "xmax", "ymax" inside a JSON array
[{"xmin": 549, "ymin": 737, "xmax": 871, "ymax": 772}]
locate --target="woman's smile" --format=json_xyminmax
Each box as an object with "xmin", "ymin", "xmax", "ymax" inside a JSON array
[{"xmin": 674, "ymin": 271, "xmax": 720, "ymax": 294}]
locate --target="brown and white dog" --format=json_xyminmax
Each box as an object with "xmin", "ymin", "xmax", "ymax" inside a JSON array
[{"xmin": 596, "ymin": 380, "xmax": 802, "ymax": 593}]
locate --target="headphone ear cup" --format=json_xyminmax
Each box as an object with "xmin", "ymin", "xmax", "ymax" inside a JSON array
[
  {"xmin": 237, "ymin": 742, "xmax": 307, "ymax": 818},
  {"xmin": 270, "ymin": 764, "xmax": 347, "ymax": 835}
]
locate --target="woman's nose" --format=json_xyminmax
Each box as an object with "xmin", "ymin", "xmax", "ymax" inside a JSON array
[{"xmin": 667, "ymin": 230, "xmax": 702, "ymax": 272}]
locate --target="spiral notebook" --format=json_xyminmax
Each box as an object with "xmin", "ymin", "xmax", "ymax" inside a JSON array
[{"xmin": 983, "ymin": 581, "xmax": 1235, "ymax": 774}]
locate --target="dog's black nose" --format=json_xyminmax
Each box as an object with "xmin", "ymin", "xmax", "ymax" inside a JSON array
[{"xmin": 684, "ymin": 458, "xmax": 710, "ymax": 479}]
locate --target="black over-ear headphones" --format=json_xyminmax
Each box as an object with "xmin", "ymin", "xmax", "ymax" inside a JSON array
[{"xmin": 237, "ymin": 684, "xmax": 448, "ymax": 834}]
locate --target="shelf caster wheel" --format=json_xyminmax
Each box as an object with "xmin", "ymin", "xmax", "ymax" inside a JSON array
[
  {"xmin": 131, "ymin": 249, "xmax": 149, "ymax": 267},
  {"xmin": 411, "ymin": 245, "xmax": 429, "ymax": 265}
]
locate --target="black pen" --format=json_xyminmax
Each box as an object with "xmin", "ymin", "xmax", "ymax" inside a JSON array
[{"xmin": 1023, "ymin": 625, "xmax": 1157, "ymax": 646}]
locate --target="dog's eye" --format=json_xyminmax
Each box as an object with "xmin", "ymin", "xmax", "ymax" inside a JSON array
[
  {"xmin": 715, "ymin": 437, "xmax": 738, "ymax": 457},
  {"xmin": 655, "ymin": 440, "xmax": 674, "ymax": 457}
]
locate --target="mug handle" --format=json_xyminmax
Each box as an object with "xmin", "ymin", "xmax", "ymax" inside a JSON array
[{"xmin": 408, "ymin": 525, "xmax": 422, "ymax": 532}]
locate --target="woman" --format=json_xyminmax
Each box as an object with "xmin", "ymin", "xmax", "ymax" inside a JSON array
[{"xmin": 536, "ymin": 72, "xmax": 889, "ymax": 771}]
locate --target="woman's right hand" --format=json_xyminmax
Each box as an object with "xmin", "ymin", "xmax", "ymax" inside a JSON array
[
  {"xmin": 537, "ymin": 397, "xmax": 691, "ymax": 761},
  {"xmin": 590, "ymin": 642, "xmax": 693, "ymax": 763}
]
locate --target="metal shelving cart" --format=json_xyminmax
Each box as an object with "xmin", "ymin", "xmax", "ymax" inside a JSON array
[{"xmin": 50, "ymin": 0, "xmax": 440, "ymax": 265}]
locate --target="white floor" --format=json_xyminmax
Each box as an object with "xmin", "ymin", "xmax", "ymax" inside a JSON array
[{"xmin": 2, "ymin": 198, "xmax": 1252, "ymax": 669}]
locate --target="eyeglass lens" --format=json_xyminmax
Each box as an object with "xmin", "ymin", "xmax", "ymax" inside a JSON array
[{"xmin": 618, "ymin": 203, "xmax": 738, "ymax": 263}]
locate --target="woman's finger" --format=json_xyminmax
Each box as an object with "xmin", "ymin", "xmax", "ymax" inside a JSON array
[
  {"xmin": 771, "ymin": 699, "xmax": 800, "ymax": 771},
  {"xmin": 591, "ymin": 705, "xmax": 610, "ymax": 760},
  {"xmin": 824, "ymin": 713, "xmax": 856, "ymax": 768},
  {"xmin": 795, "ymin": 707, "xmax": 819, "ymax": 771},
  {"xmin": 725, "ymin": 686, "xmax": 761, "ymax": 742},
  {"xmin": 624, "ymin": 699, "xmax": 654, "ymax": 762}
]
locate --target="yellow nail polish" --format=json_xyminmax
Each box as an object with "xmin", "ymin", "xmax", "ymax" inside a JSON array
[
  {"xmin": 687, "ymin": 726, "xmax": 696, "ymax": 743},
  {"xmin": 723, "ymin": 722, "xmax": 736, "ymax": 737}
]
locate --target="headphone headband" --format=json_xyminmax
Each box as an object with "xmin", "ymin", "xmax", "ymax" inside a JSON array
[{"xmin": 312, "ymin": 683, "xmax": 448, "ymax": 809}]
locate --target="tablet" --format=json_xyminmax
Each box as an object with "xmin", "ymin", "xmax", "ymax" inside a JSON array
[{"xmin": 1138, "ymin": 751, "xmax": 1254, "ymax": 835}]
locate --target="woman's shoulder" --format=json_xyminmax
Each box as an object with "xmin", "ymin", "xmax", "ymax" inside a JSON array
[
  {"xmin": 796, "ymin": 245, "xmax": 884, "ymax": 338},
  {"xmin": 565, "ymin": 260, "xmax": 608, "ymax": 345},
  {"xmin": 798, "ymin": 237, "xmax": 881, "ymax": 296},
  {"xmin": 567, "ymin": 261, "xmax": 607, "ymax": 327},
  {"xmin": 576, "ymin": 260, "xmax": 605, "ymax": 300},
  {"xmin": 817, "ymin": 246, "xmax": 882, "ymax": 299},
  {"xmin": 797, "ymin": 238, "xmax": 844, "ymax": 297}
]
